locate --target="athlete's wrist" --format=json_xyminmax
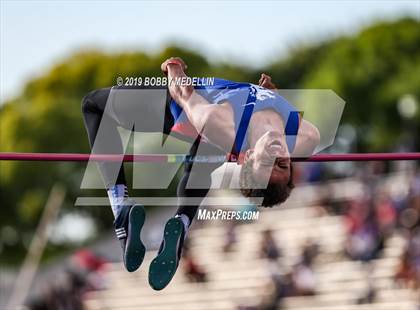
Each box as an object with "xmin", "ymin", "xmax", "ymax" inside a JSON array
[
  {"xmin": 166, "ymin": 62, "xmax": 183, "ymax": 74},
  {"xmin": 161, "ymin": 58, "xmax": 187, "ymax": 75}
]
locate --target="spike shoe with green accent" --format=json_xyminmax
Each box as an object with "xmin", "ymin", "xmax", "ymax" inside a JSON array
[
  {"xmin": 148, "ymin": 217, "xmax": 185, "ymax": 290},
  {"xmin": 114, "ymin": 204, "xmax": 146, "ymax": 272}
]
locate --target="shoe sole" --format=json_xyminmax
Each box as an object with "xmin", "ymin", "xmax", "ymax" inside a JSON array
[
  {"xmin": 148, "ymin": 217, "xmax": 183, "ymax": 290},
  {"xmin": 124, "ymin": 204, "xmax": 146, "ymax": 272}
]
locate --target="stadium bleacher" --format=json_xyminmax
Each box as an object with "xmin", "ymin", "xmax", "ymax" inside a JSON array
[{"xmin": 83, "ymin": 178, "xmax": 419, "ymax": 310}]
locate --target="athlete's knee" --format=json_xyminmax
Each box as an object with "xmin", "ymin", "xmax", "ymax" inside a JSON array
[
  {"xmin": 177, "ymin": 171, "xmax": 212, "ymax": 197},
  {"xmin": 81, "ymin": 90, "xmax": 97, "ymax": 114},
  {"xmin": 81, "ymin": 88, "xmax": 111, "ymax": 114}
]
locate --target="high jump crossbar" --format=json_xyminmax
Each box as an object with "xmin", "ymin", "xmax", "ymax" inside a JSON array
[{"xmin": 0, "ymin": 152, "xmax": 419, "ymax": 163}]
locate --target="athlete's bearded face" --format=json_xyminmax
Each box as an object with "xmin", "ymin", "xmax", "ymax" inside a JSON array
[{"xmin": 245, "ymin": 131, "xmax": 291, "ymax": 186}]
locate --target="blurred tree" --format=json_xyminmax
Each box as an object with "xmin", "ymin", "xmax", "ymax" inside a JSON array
[{"xmin": 298, "ymin": 18, "xmax": 420, "ymax": 150}]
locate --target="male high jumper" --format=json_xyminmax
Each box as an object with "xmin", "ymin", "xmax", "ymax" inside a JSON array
[{"xmin": 81, "ymin": 57, "xmax": 320, "ymax": 290}]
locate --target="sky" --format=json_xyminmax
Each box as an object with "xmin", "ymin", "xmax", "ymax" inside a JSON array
[{"xmin": 1, "ymin": 0, "xmax": 419, "ymax": 103}]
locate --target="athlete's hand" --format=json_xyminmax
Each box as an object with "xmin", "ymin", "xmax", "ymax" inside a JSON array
[
  {"xmin": 259, "ymin": 73, "xmax": 277, "ymax": 90},
  {"xmin": 161, "ymin": 57, "xmax": 188, "ymax": 75}
]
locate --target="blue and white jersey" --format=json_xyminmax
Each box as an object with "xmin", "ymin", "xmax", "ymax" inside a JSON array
[{"xmin": 170, "ymin": 78, "xmax": 299, "ymax": 154}]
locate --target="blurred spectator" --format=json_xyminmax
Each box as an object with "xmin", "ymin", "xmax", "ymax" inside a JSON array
[
  {"xmin": 344, "ymin": 192, "xmax": 384, "ymax": 262},
  {"xmin": 291, "ymin": 264, "xmax": 316, "ymax": 296},
  {"xmin": 25, "ymin": 296, "xmax": 48, "ymax": 310},
  {"xmin": 257, "ymin": 274, "xmax": 286, "ymax": 310},
  {"xmin": 395, "ymin": 227, "xmax": 420, "ymax": 290},
  {"xmin": 290, "ymin": 240, "xmax": 319, "ymax": 296},
  {"xmin": 392, "ymin": 168, "xmax": 420, "ymax": 290},
  {"xmin": 356, "ymin": 283, "xmax": 376, "ymax": 304},
  {"xmin": 71, "ymin": 249, "xmax": 108, "ymax": 291},
  {"xmin": 395, "ymin": 247, "xmax": 416, "ymax": 288},
  {"xmin": 356, "ymin": 263, "xmax": 377, "ymax": 304},
  {"xmin": 374, "ymin": 191, "xmax": 397, "ymax": 236},
  {"xmin": 182, "ymin": 240, "xmax": 207, "ymax": 283},
  {"xmin": 260, "ymin": 229, "xmax": 281, "ymax": 262},
  {"xmin": 25, "ymin": 250, "xmax": 108, "ymax": 310},
  {"xmin": 72, "ymin": 249, "xmax": 107, "ymax": 273},
  {"xmin": 300, "ymin": 239, "xmax": 319, "ymax": 267},
  {"xmin": 237, "ymin": 273, "xmax": 291, "ymax": 310},
  {"xmin": 223, "ymin": 222, "xmax": 238, "ymax": 253},
  {"xmin": 302, "ymin": 162, "xmax": 325, "ymax": 183},
  {"xmin": 26, "ymin": 270, "xmax": 86, "ymax": 310}
]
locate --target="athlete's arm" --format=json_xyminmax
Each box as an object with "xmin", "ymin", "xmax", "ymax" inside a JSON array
[
  {"xmin": 258, "ymin": 73, "xmax": 320, "ymax": 157},
  {"xmin": 292, "ymin": 119, "xmax": 320, "ymax": 157},
  {"xmin": 162, "ymin": 58, "xmax": 236, "ymax": 151}
]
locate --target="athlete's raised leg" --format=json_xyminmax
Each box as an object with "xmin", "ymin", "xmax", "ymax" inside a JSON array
[
  {"xmin": 149, "ymin": 138, "xmax": 223, "ymax": 290},
  {"xmin": 81, "ymin": 86, "xmax": 172, "ymax": 272}
]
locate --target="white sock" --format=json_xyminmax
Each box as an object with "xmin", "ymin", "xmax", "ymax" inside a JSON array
[
  {"xmin": 107, "ymin": 184, "xmax": 129, "ymax": 218},
  {"xmin": 175, "ymin": 214, "xmax": 190, "ymax": 235}
]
